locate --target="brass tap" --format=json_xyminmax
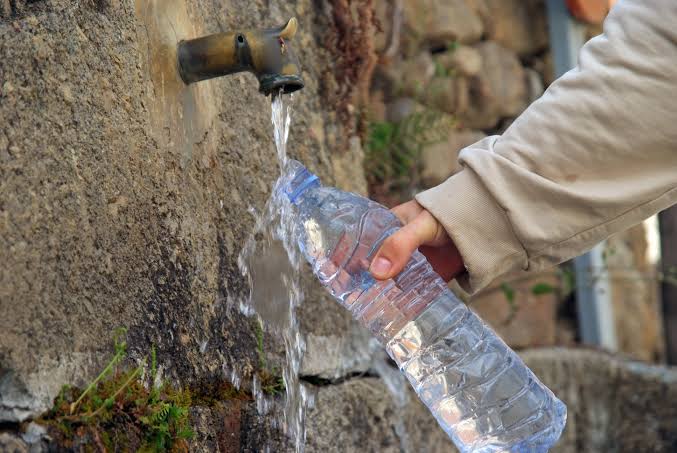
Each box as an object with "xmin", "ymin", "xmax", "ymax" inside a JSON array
[{"xmin": 177, "ymin": 18, "xmax": 304, "ymax": 96}]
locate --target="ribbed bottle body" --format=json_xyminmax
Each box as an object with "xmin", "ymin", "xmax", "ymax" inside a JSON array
[{"xmin": 285, "ymin": 162, "xmax": 566, "ymax": 452}]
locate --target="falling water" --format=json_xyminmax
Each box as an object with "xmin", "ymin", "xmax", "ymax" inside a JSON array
[
  {"xmin": 237, "ymin": 91, "xmax": 312, "ymax": 452},
  {"xmin": 271, "ymin": 89, "xmax": 293, "ymax": 170},
  {"xmin": 237, "ymin": 91, "xmax": 414, "ymax": 452}
]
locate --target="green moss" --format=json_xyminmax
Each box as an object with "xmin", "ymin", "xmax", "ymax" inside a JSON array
[
  {"xmin": 39, "ymin": 333, "xmax": 194, "ymax": 452},
  {"xmin": 39, "ymin": 326, "xmax": 284, "ymax": 451},
  {"xmin": 258, "ymin": 369, "xmax": 285, "ymax": 396},
  {"xmin": 365, "ymin": 110, "xmax": 455, "ymax": 199}
]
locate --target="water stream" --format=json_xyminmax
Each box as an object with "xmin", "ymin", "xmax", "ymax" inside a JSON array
[
  {"xmin": 238, "ymin": 92, "xmax": 312, "ymax": 452},
  {"xmin": 237, "ymin": 92, "xmax": 412, "ymax": 452}
]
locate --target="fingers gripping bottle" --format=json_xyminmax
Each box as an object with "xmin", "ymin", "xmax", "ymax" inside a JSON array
[{"xmin": 281, "ymin": 160, "xmax": 566, "ymax": 453}]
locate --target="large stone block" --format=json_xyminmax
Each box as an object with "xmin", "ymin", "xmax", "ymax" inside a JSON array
[
  {"xmin": 422, "ymin": 76, "xmax": 471, "ymax": 115},
  {"xmin": 460, "ymin": 42, "xmax": 528, "ymax": 129},
  {"xmin": 383, "ymin": 52, "xmax": 437, "ymax": 99},
  {"xmin": 403, "ymin": 0, "xmax": 484, "ymax": 47},
  {"xmin": 470, "ymin": 271, "xmax": 561, "ymax": 349},
  {"xmin": 385, "ymin": 97, "xmax": 426, "ymax": 124},
  {"xmin": 606, "ymin": 224, "xmax": 664, "ymax": 362},
  {"xmin": 480, "ymin": 0, "xmax": 549, "ymax": 56},
  {"xmin": 434, "ymin": 45, "xmax": 483, "ymax": 77},
  {"xmin": 420, "ymin": 129, "xmax": 486, "ymax": 188},
  {"xmin": 522, "ymin": 348, "xmax": 677, "ymax": 452},
  {"xmin": 305, "ymin": 377, "xmax": 456, "ymax": 453}
]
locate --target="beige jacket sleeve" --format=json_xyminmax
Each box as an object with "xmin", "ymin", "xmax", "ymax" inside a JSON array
[{"xmin": 415, "ymin": 0, "xmax": 677, "ymax": 294}]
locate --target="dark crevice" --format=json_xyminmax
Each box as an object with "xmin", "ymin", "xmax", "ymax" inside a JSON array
[
  {"xmin": 0, "ymin": 420, "xmax": 22, "ymax": 432},
  {"xmin": 520, "ymin": 47, "xmax": 550, "ymax": 67},
  {"xmin": 300, "ymin": 370, "xmax": 380, "ymax": 387},
  {"xmin": 430, "ymin": 44, "xmax": 450, "ymax": 54}
]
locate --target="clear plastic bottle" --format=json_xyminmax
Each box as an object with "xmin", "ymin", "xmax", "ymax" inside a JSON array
[{"xmin": 281, "ymin": 160, "xmax": 567, "ymax": 453}]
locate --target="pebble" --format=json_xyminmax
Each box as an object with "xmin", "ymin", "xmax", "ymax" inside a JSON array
[
  {"xmin": 2, "ymin": 81, "xmax": 14, "ymax": 95},
  {"xmin": 60, "ymin": 85, "xmax": 75, "ymax": 104}
]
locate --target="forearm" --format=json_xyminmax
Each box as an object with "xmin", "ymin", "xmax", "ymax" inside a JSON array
[{"xmin": 416, "ymin": 0, "xmax": 677, "ymax": 293}]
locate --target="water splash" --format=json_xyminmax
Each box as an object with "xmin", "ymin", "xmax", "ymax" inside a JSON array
[
  {"xmin": 230, "ymin": 369, "xmax": 241, "ymax": 390},
  {"xmin": 238, "ymin": 91, "xmax": 410, "ymax": 452},
  {"xmin": 237, "ymin": 91, "xmax": 312, "ymax": 452}
]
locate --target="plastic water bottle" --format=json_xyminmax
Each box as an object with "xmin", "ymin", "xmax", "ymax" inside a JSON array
[{"xmin": 281, "ymin": 160, "xmax": 567, "ymax": 453}]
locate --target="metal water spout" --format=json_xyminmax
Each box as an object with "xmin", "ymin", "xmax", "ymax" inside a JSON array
[{"xmin": 177, "ymin": 18, "xmax": 304, "ymax": 96}]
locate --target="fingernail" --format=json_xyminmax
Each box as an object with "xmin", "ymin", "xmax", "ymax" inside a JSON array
[{"xmin": 370, "ymin": 257, "xmax": 392, "ymax": 276}]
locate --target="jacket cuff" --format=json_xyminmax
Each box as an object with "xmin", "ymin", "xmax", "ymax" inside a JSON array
[{"xmin": 415, "ymin": 169, "xmax": 528, "ymax": 294}]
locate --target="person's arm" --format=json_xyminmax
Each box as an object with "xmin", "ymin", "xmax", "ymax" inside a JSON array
[{"xmin": 372, "ymin": 0, "xmax": 677, "ymax": 294}]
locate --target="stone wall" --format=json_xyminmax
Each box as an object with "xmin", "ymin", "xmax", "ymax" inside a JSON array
[
  {"xmin": 371, "ymin": 0, "xmax": 550, "ymax": 188},
  {"xmin": 523, "ymin": 348, "xmax": 677, "ymax": 452},
  {"xmin": 1, "ymin": 0, "xmax": 674, "ymax": 452},
  {"xmin": 0, "ymin": 0, "xmax": 436, "ymax": 450}
]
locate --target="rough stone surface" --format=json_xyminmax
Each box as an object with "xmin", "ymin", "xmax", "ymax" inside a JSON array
[
  {"xmin": 423, "ymin": 76, "xmax": 471, "ymax": 116},
  {"xmin": 460, "ymin": 42, "xmax": 528, "ymax": 129},
  {"xmin": 305, "ymin": 377, "xmax": 457, "ymax": 453},
  {"xmin": 420, "ymin": 129, "xmax": 486, "ymax": 187},
  {"xmin": 526, "ymin": 67, "xmax": 546, "ymax": 103},
  {"xmin": 0, "ymin": 0, "xmax": 378, "ymax": 449},
  {"xmin": 522, "ymin": 348, "xmax": 677, "ymax": 452},
  {"xmin": 301, "ymin": 326, "xmax": 373, "ymax": 379},
  {"xmin": 177, "ymin": 349, "xmax": 677, "ymax": 453},
  {"xmin": 386, "ymin": 52, "xmax": 436, "ymax": 99},
  {"xmin": 403, "ymin": 0, "xmax": 483, "ymax": 47},
  {"xmin": 480, "ymin": 0, "xmax": 549, "ymax": 56},
  {"xmin": 187, "ymin": 400, "xmax": 281, "ymax": 453},
  {"xmin": 159, "ymin": 373, "xmax": 462, "ymax": 452},
  {"xmin": 434, "ymin": 45, "xmax": 483, "ymax": 77},
  {"xmin": 471, "ymin": 271, "xmax": 561, "ymax": 348},
  {"xmin": 385, "ymin": 97, "xmax": 425, "ymax": 124},
  {"xmin": 0, "ymin": 433, "xmax": 29, "ymax": 453},
  {"xmin": 606, "ymin": 225, "xmax": 664, "ymax": 362}
]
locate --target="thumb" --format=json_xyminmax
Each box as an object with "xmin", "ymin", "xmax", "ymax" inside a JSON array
[{"xmin": 369, "ymin": 211, "xmax": 439, "ymax": 280}]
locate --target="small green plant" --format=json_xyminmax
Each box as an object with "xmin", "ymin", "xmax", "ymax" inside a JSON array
[
  {"xmin": 68, "ymin": 327, "xmax": 128, "ymax": 415},
  {"xmin": 434, "ymin": 61, "xmax": 456, "ymax": 79},
  {"xmin": 254, "ymin": 318, "xmax": 266, "ymax": 370},
  {"xmin": 140, "ymin": 402, "xmax": 193, "ymax": 452},
  {"xmin": 253, "ymin": 319, "xmax": 286, "ymax": 396},
  {"xmin": 434, "ymin": 61, "xmax": 447, "ymax": 78},
  {"xmin": 40, "ymin": 332, "xmax": 194, "ymax": 452},
  {"xmin": 499, "ymin": 282, "xmax": 518, "ymax": 325},
  {"xmin": 365, "ymin": 109, "xmax": 454, "ymax": 198},
  {"xmin": 446, "ymin": 40, "xmax": 460, "ymax": 52},
  {"xmin": 531, "ymin": 282, "xmax": 556, "ymax": 296}
]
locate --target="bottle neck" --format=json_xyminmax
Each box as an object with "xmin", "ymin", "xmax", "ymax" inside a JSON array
[{"xmin": 285, "ymin": 165, "xmax": 321, "ymax": 204}]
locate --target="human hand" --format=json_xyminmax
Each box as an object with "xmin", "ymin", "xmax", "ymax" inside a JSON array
[{"xmin": 369, "ymin": 200, "xmax": 465, "ymax": 282}]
